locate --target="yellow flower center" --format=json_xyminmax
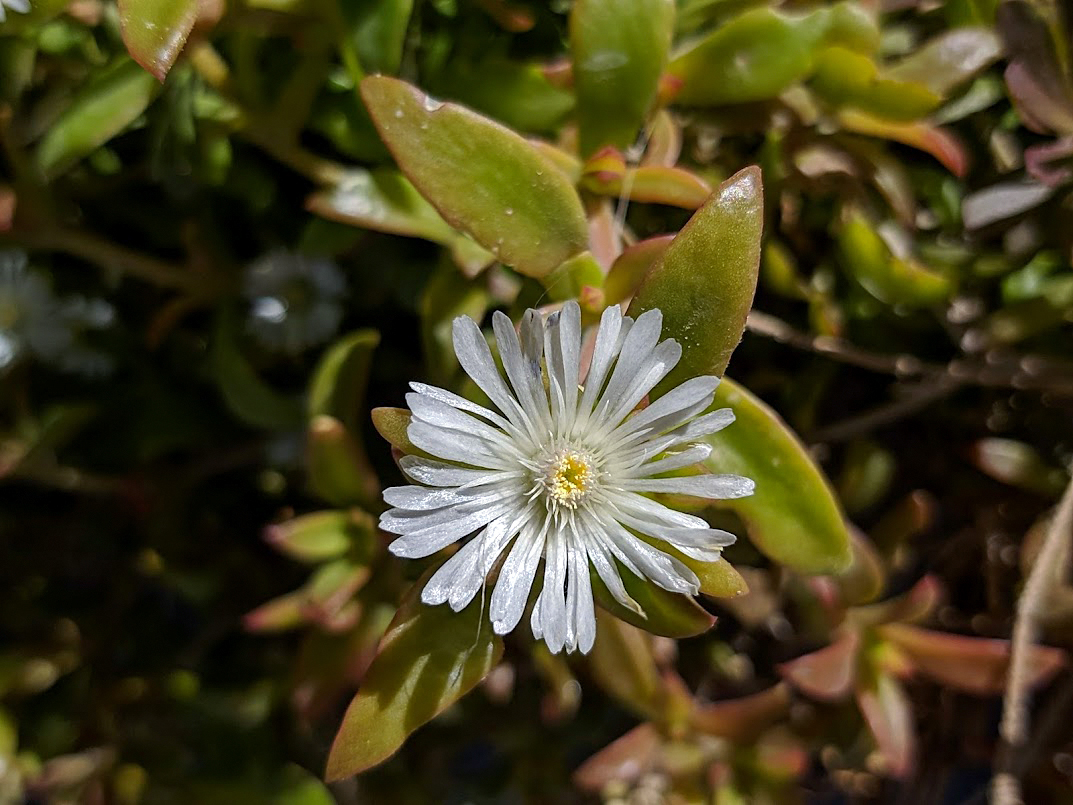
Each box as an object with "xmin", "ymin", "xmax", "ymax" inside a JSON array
[{"xmin": 543, "ymin": 449, "xmax": 596, "ymax": 509}]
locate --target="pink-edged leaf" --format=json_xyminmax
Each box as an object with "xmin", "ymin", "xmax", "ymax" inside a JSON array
[
  {"xmin": 879, "ymin": 623, "xmax": 1066, "ymax": 695},
  {"xmin": 855, "ymin": 670, "xmax": 915, "ymax": 778},
  {"xmin": 778, "ymin": 628, "xmax": 859, "ymax": 701},
  {"xmin": 119, "ymin": 0, "xmax": 199, "ymax": 81},
  {"xmin": 838, "ymin": 110, "xmax": 968, "ymax": 176},
  {"xmin": 573, "ymin": 723, "xmax": 662, "ymax": 791},
  {"xmin": 691, "ymin": 683, "xmax": 791, "ymax": 741},
  {"xmin": 853, "ymin": 574, "xmax": 942, "ymax": 628},
  {"xmin": 604, "ymin": 235, "xmax": 673, "ymax": 305}
]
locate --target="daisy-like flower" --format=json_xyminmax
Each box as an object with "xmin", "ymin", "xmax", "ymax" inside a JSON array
[
  {"xmin": 243, "ymin": 251, "xmax": 346, "ymax": 354},
  {"xmin": 380, "ymin": 302, "xmax": 754, "ymax": 654},
  {"xmin": 0, "ymin": 0, "xmax": 30, "ymax": 23}
]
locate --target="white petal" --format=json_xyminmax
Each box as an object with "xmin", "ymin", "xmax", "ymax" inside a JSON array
[
  {"xmin": 575, "ymin": 521, "xmax": 643, "ymax": 615},
  {"xmin": 579, "ymin": 304, "xmax": 623, "ymax": 417},
  {"xmin": 490, "ymin": 525, "xmax": 545, "ymax": 635},
  {"xmin": 406, "ymin": 392, "xmax": 519, "ymax": 455},
  {"xmin": 611, "ymin": 376, "xmax": 719, "ymax": 440},
  {"xmin": 452, "ymin": 315, "xmax": 526, "ymax": 426},
  {"xmin": 421, "ymin": 531, "xmax": 490, "ymax": 606},
  {"xmin": 603, "ymin": 519, "xmax": 700, "ymax": 595},
  {"xmin": 399, "ymin": 455, "xmax": 517, "ymax": 487},
  {"xmin": 410, "ymin": 382, "xmax": 514, "ymax": 432},
  {"xmin": 545, "ymin": 302, "xmax": 581, "ymax": 423},
  {"xmin": 380, "ymin": 493, "xmax": 514, "ymax": 534},
  {"xmin": 666, "ymin": 408, "xmax": 736, "ymax": 443},
  {"xmin": 383, "ymin": 484, "xmax": 495, "ymax": 511},
  {"xmin": 611, "ymin": 490, "xmax": 711, "ymax": 529},
  {"xmin": 596, "ymin": 340, "xmax": 681, "ymax": 431},
  {"xmin": 596, "ymin": 308, "xmax": 664, "ymax": 411},
  {"xmin": 408, "ymin": 420, "xmax": 514, "ymax": 469},
  {"xmin": 537, "ymin": 531, "xmax": 568, "ymax": 652},
  {"xmin": 568, "ymin": 543, "xmax": 597, "ymax": 653},
  {"xmin": 629, "ymin": 444, "xmax": 712, "ymax": 476},
  {"xmin": 621, "ymin": 473, "xmax": 755, "ymax": 499},
  {"xmin": 386, "ymin": 499, "xmax": 516, "ymax": 557},
  {"xmin": 492, "ymin": 311, "xmax": 549, "ymax": 434},
  {"xmin": 519, "ymin": 307, "xmax": 545, "ymax": 366}
]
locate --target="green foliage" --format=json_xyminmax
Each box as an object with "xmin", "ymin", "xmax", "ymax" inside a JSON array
[{"xmin": 3, "ymin": 0, "xmax": 1073, "ymax": 801}]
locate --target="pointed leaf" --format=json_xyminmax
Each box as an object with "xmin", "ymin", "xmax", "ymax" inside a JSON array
[
  {"xmin": 309, "ymin": 330, "xmax": 380, "ymax": 432},
  {"xmin": 573, "ymin": 723, "xmax": 662, "ymax": 791},
  {"xmin": 604, "ymin": 235, "xmax": 673, "ymax": 305},
  {"xmin": 855, "ymin": 669, "xmax": 914, "ymax": 778},
  {"xmin": 570, "ymin": 0, "xmax": 675, "ymax": 156},
  {"xmin": 837, "ymin": 111, "xmax": 968, "ymax": 176},
  {"xmin": 691, "ymin": 683, "xmax": 791, "ymax": 740},
  {"xmin": 360, "ymin": 76, "xmax": 589, "ymax": 279},
  {"xmin": 879, "ymin": 623, "xmax": 1065, "ymax": 695},
  {"xmin": 591, "ymin": 569, "xmax": 716, "ymax": 638},
  {"xmin": 370, "ymin": 407, "xmax": 426, "ymax": 458},
  {"xmin": 119, "ymin": 0, "xmax": 198, "ymax": 81},
  {"xmin": 627, "ymin": 166, "xmax": 762, "ymax": 388},
  {"xmin": 264, "ymin": 509, "xmax": 375, "ymax": 564},
  {"xmin": 779, "ymin": 629, "xmax": 859, "ymax": 701},
  {"xmin": 885, "ymin": 28, "xmax": 1002, "ymax": 97},
  {"xmin": 308, "ymin": 416, "xmax": 380, "ymax": 509},
  {"xmin": 704, "ymin": 378, "xmax": 852, "ymax": 573},
  {"xmin": 325, "ymin": 581, "xmax": 503, "ymax": 779}
]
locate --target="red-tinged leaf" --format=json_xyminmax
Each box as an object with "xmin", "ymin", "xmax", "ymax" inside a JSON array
[
  {"xmin": 779, "ymin": 628, "xmax": 859, "ymax": 701},
  {"xmin": 588, "ymin": 613, "xmax": 664, "ymax": 719},
  {"xmin": 264, "ymin": 509, "xmax": 375, "ymax": 564},
  {"xmin": 244, "ymin": 589, "xmax": 306, "ymax": 633},
  {"xmin": 691, "ymin": 683, "xmax": 791, "ymax": 741},
  {"xmin": 836, "ymin": 530, "xmax": 886, "ymax": 607},
  {"xmin": 878, "ymin": 623, "xmax": 1066, "ymax": 695},
  {"xmin": 838, "ymin": 110, "xmax": 968, "ymax": 176},
  {"xmin": 119, "ymin": 0, "xmax": 198, "ymax": 81},
  {"xmin": 573, "ymin": 723, "xmax": 662, "ymax": 791},
  {"xmin": 856, "ymin": 670, "xmax": 914, "ymax": 778},
  {"xmin": 325, "ymin": 581, "xmax": 504, "ymax": 780},
  {"xmin": 853, "ymin": 575, "xmax": 942, "ymax": 628},
  {"xmin": 582, "ymin": 164, "xmax": 713, "ymax": 209},
  {"xmin": 359, "ymin": 76, "xmax": 589, "ymax": 280},
  {"xmin": 604, "ymin": 235, "xmax": 673, "ymax": 305},
  {"xmin": 370, "ymin": 407, "xmax": 421, "ymax": 456},
  {"xmin": 628, "ymin": 166, "xmax": 763, "ymax": 386}
]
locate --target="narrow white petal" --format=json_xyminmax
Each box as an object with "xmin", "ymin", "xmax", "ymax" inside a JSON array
[
  {"xmin": 408, "ymin": 420, "xmax": 514, "ymax": 469},
  {"xmin": 666, "ymin": 408, "xmax": 736, "ymax": 443},
  {"xmin": 610, "ymin": 491, "xmax": 711, "ymax": 531},
  {"xmin": 611, "ymin": 376, "xmax": 719, "ymax": 440},
  {"xmin": 407, "ymin": 392, "xmax": 519, "ymax": 454},
  {"xmin": 604, "ymin": 519, "xmax": 700, "ymax": 595},
  {"xmin": 621, "ymin": 474, "xmax": 755, "ymax": 499},
  {"xmin": 409, "ymin": 382, "xmax": 513, "ymax": 432},
  {"xmin": 448, "ymin": 516, "xmax": 521, "ymax": 610},
  {"xmin": 386, "ymin": 499, "xmax": 516, "ymax": 557},
  {"xmin": 492, "ymin": 311, "xmax": 549, "ymax": 433},
  {"xmin": 573, "ymin": 520, "xmax": 643, "ymax": 614},
  {"xmin": 382, "ymin": 484, "xmax": 495, "ymax": 511},
  {"xmin": 490, "ymin": 525, "xmax": 545, "ymax": 635},
  {"xmin": 452, "ymin": 315, "xmax": 526, "ymax": 425},
  {"xmin": 421, "ymin": 531, "xmax": 490, "ymax": 606},
  {"xmin": 399, "ymin": 455, "xmax": 518, "ymax": 487},
  {"xmin": 538, "ymin": 531, "xmax": 569, "ymax": 652},
  {"xmin": 597, "ymin": 340, "xmax": 682, "ymax": 430},
  {"xmin": 380, "ymin": 493, "xmax": 514, "ymax": 534},
  {"xmin": 571, "ymin": 547, "xmax": 597, "ymax": 654},
  {"xmin": 628, "ymin": 443, "xmax": 712, "ymax": 476},
  {"xmin": 596, "ymin": 308, "xmax": 664, "ymax": 411},
  {"xmin": 579, "ymin": 304, "xmax": 622, "ymax": 417}
]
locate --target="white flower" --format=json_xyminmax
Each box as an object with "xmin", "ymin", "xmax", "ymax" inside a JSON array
[
  {"xmin": 243, "ymin": 251, "xmax": 346, "ymax": 354},
  {"xmin": 0, "ymin": 0, "xmax": 30, "ymax": 23},
  {"xmin": 381, "ymin": 302, "xmax": 754, "ymax": 654}
]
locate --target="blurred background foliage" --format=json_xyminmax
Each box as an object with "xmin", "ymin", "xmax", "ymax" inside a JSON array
[{"xmin": 2, "ymin": 0, "xmax": 1073, "ymax": 802}]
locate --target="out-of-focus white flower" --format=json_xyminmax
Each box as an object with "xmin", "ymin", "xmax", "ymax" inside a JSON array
[
  {"xmin": 243, "ymin": 251, "xmax": 346, "ymax": 354},
  {"xmin": 380, "ymin": 302, "xmax": 754, "ymax": 654},
  {"xmin": 0, "ymin": 0, "xmax": 30, "ymax": 23},
  {"xmin": 0, "ymin": 250, "xmax": 115, "ymax": 376}
]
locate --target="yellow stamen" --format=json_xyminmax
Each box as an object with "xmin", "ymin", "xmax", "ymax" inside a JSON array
[{"xmin": 545, "ymin": 450, "xmax": 595, "ymax": 509}]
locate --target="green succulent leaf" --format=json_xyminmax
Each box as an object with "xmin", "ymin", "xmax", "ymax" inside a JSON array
[
  {"xmin": 705, "ymin": 378, "xmax": 852, "ymax": 574},
  {"xmin": 360, "ymin": 76, "xmax": 590, "ymax": 279},
  {"xmin": 309, "ymin": 330, "xmax": 380, "ymax": 433},
  {"xmin": 570, "ymin": 0, "xmax": 675, "ymax": 156},
  {"xmin": 118, "ymin": 0, "xmax": 198, "ymax": 81},
  {"xmin": 627, "ymin": 166, "xmax": 762, "ymax": 389},
  {"xmin": 668, "ymin": 3, "xmax": 878, "ymax": 106},
  {"xmin": 36, "ymin": 59, "xmax": 161, "ymax": 178},
  {"xmin": 325, "ymin": 579, "xmax": 503, "ymax": 780},
  {"xmin": 307, "ymin": 416, "xmax": 381, "ymax": 509},
  {"xmin": 591, "ymin": 568, "xmax": 716, "ymax": 638}
]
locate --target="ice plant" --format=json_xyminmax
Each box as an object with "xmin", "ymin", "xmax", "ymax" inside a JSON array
[{"xmin": 380, "ymin": 302, "xmax": 754, "ymax": 654}]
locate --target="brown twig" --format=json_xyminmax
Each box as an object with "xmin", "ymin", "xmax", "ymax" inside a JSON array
[{"xmin": 992, "ymin": 474, "xmax": 1073, "ymax": 805}]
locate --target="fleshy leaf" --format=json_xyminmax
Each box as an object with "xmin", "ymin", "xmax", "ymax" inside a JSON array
[
  {"xmin": 690, "ymin": 683, "xmax": 791, "ymax": 740},
  {"xmin": 588, "ymin": 613, "xmax": 664, "ymax": 719},
  {"xmin": 119, "ymin": 0, "xmax": 198, "ymax": 81},
  {"xmin": 264, "ymin": 510, "xmax": 375, "ymax": 564},
  {"xmin": 855, "ymin": 668, "xmax": 914, "ymax": 778},
  {"xmin": 581, "ymin": 159, "xmax": 712, "ymax": 209},
  {"xmin": 704, "ymin": 378, "xmax": 852, "ymax": 574},
  {"xmin": 604, "ymin": 235, "xmax": 673, "ymax": 305},
  {"xmin": 837, "ymin": 111, "xmax": 968, "ymax": 176},
  {"xmin": 325, "ymin": 579, "xmax": 504, "ymax": 780},
  {"xmin": 884, "ymin": 27, "xmax": 1002, "ymax": 97},
  {"xmin": 668, "ymin": 3, "xmax": 878, "ymax": 106},
  {"xmin": 307, "ymin": 416, "xmax": 381, "ymax": 509},
  {"xmin": 879, "ymin": 623, "xmax": 1065, "ymax": 695},
  {"xmin": 309, "ymin": 330, "xmax": 380, "ymax": 433},
  {"xmin": 306, "ymin": 169, "xmax": 494, "ymax": 276},
  {"xmin": 36, "ymin": 59, "xmax": 161, "ymax": 178},
  {"xmin": 591, "ymin": 569, "xmax": 716, "ymax": 638},
  {"xmin": 627, "ymin": 166, "xmax": 762, "ymax": 387},
  {"xmin": 573, "ymin": 723, "xmax": 661, "ymax": 791},
  {"xmin": 778, "ymin": 628, "xmax": 859, "ymax": 700},
  {"xmin": 570, "ymin": 0, "xmax": 675, "ymax": 156},
  {"xmin": 360, "ymin": 76, "xmax": 589, "ymax": 279}
]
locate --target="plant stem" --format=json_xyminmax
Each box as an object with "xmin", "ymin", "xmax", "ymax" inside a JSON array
[{"xmin": 992, "ymin": 473, "xmax": 1073, "ymax": 805}]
